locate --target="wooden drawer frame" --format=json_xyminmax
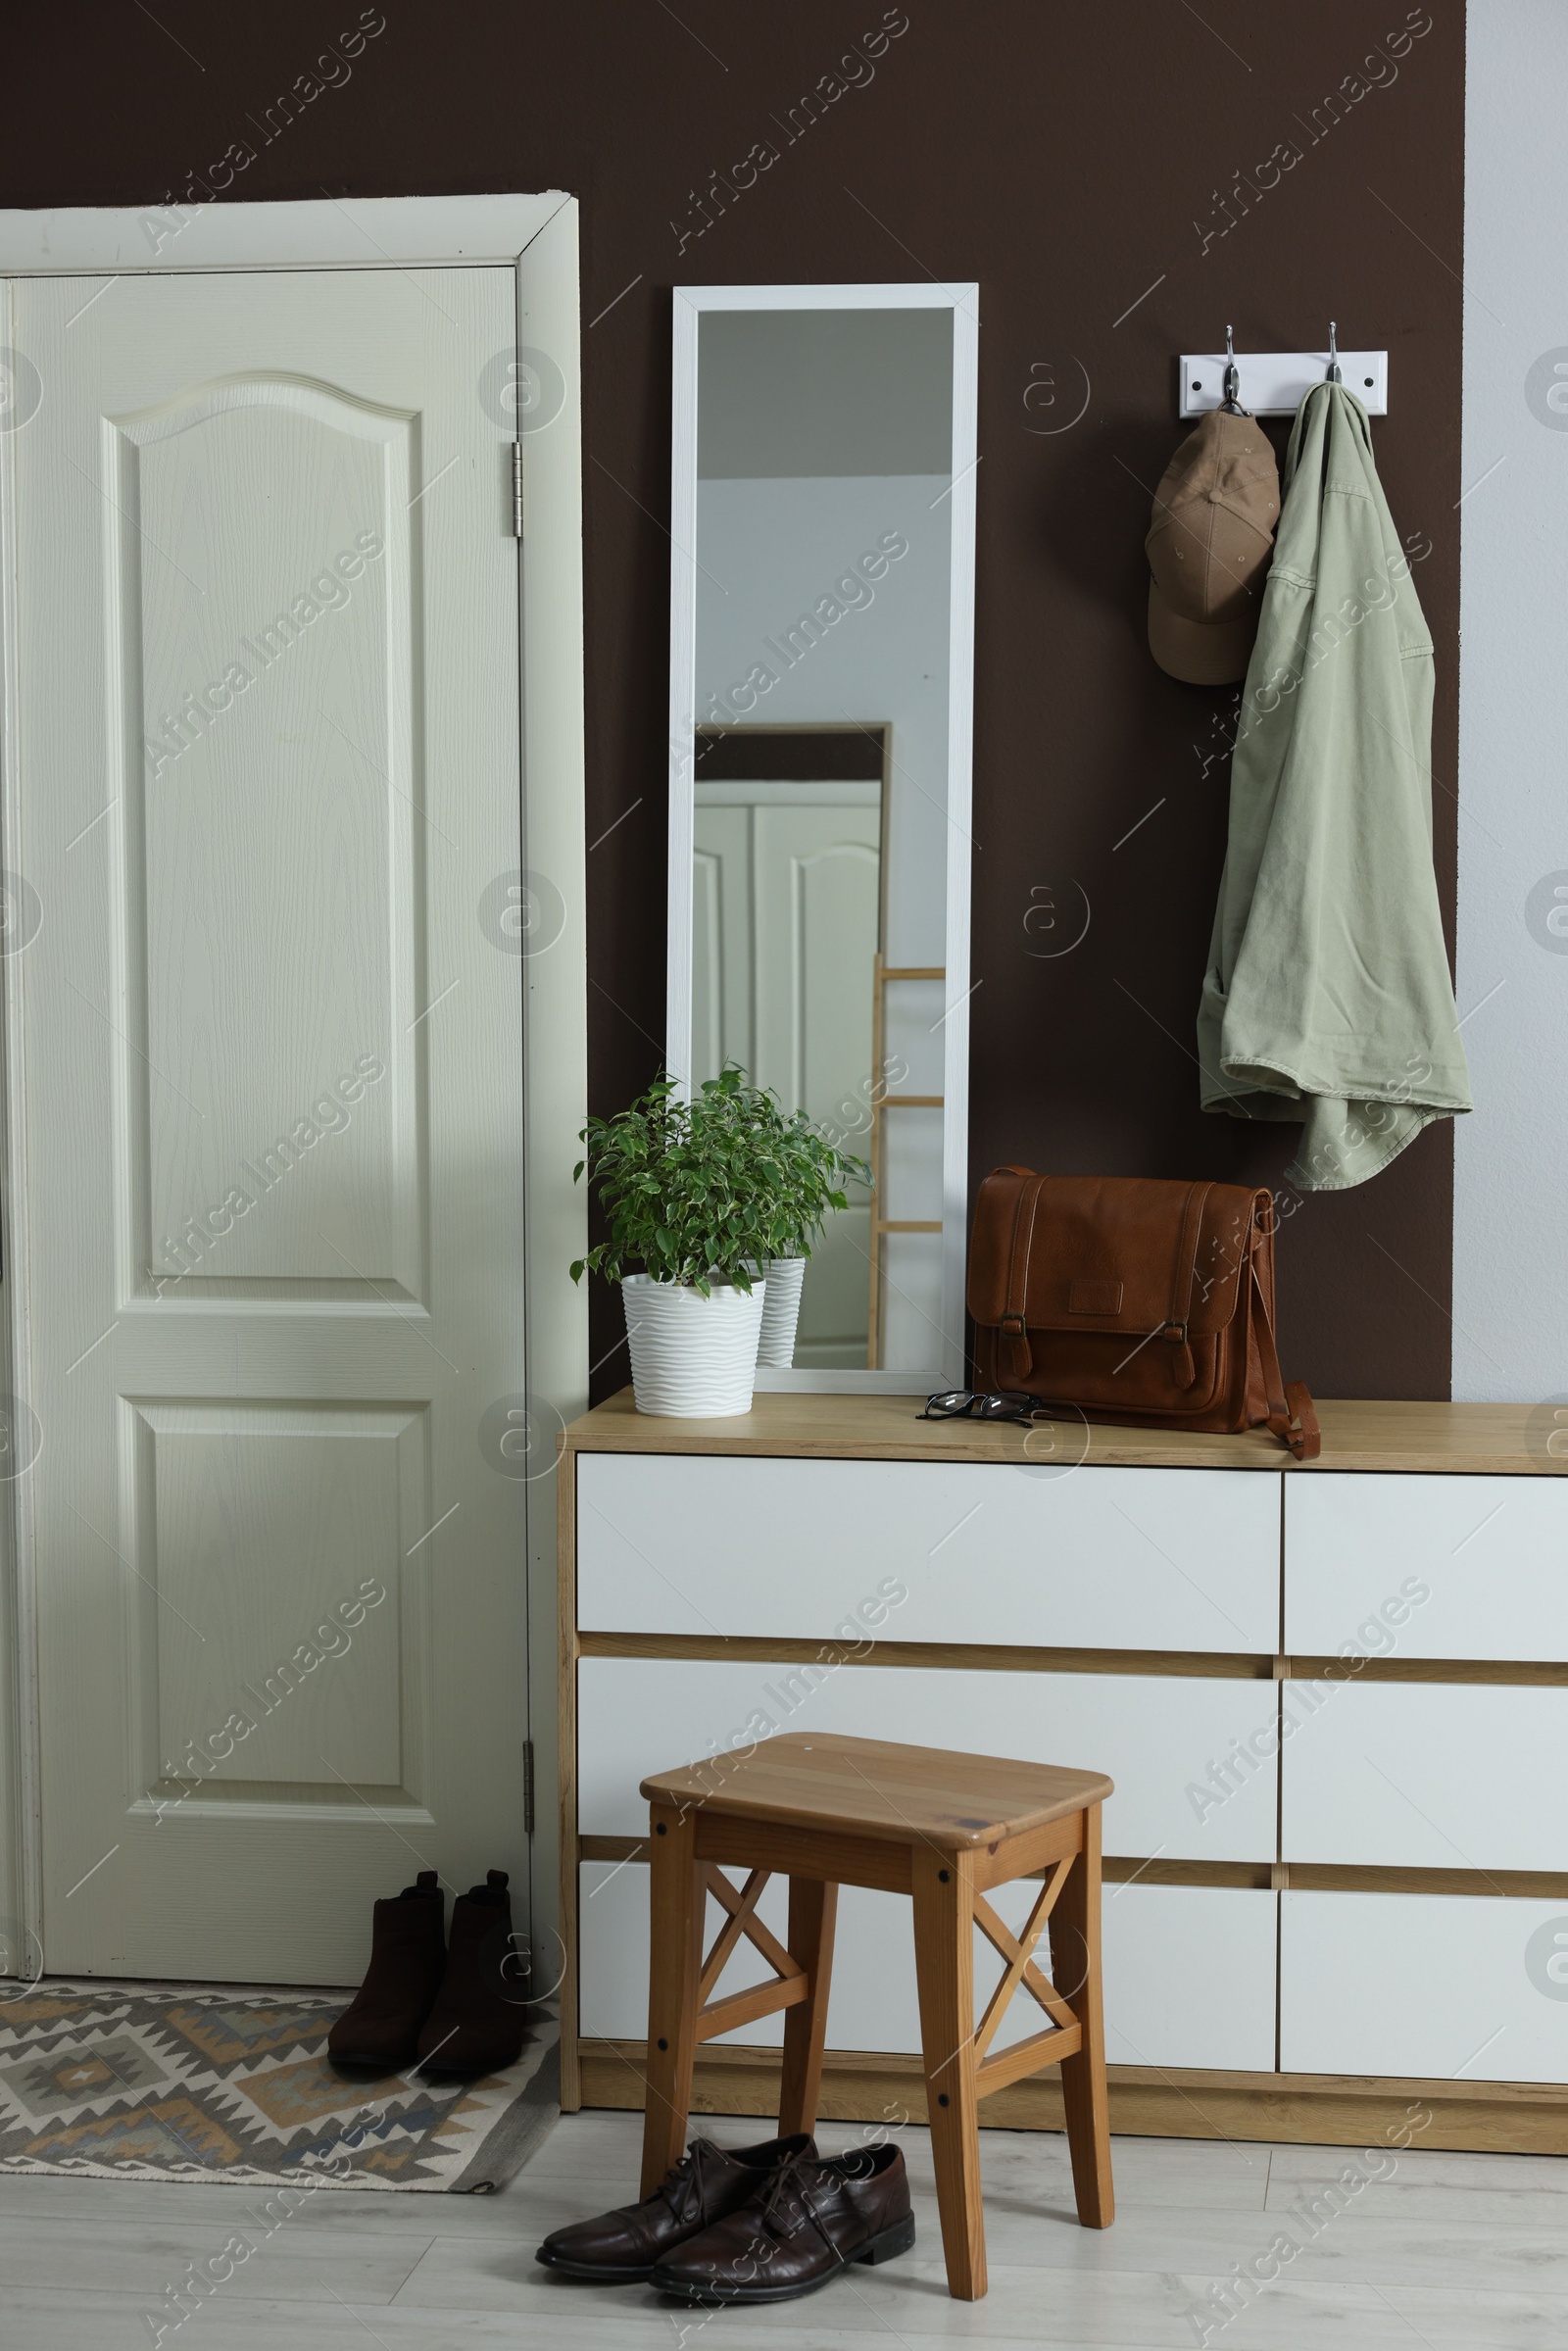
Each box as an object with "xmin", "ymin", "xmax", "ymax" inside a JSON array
[{"xmin": 556, "ymin": 1395, "xmax": 1568, "ymax": 2153}]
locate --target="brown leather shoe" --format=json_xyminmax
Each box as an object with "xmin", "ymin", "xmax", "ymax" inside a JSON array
[
  {"xmin": 536, "ymin": 2133, "xmax": 815, "ymax": 2283},
  {"xmin": 652, "ymin": 2141, "xmax": 914, "ymax": 2304},
  {"xmin": 416, "ymin": 1870, "xmax": 526, "ymax": 2075},
  {"xmin": 327, "ymin": 1871, "xmax": 446, "ymax": 2070}
]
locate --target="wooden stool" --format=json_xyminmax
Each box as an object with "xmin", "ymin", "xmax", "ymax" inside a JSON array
[{"xmin": 637, "ymin": 1730, "xmax": 1115, "ymax": 2301}]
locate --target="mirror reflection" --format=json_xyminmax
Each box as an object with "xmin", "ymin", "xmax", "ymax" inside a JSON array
[{"xmin": 690, "ymin": 307, "xmax": 955, "ymax": 1370}]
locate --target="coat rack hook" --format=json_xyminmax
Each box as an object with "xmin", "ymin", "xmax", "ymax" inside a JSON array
[
  {"xmin": 1326, "ymin": 321, "xmax": 1342, "ymax": 384},
  {"xmin": 1221, "ymin": 324, "xmax": 1247, "ymax": 415}
]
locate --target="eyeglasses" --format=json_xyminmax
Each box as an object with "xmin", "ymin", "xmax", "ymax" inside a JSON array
[{"xmin": 918, "ymin": 1389, "xmax": 1047, "ymax": 1425}]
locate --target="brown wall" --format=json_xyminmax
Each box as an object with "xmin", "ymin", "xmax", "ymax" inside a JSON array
[{"xmin": 5, "ymin": 0, "xmax": 1465, "ymax": 1400}]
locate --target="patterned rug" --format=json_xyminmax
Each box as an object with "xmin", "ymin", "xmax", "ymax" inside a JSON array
[{"xmin": 0, "ymin": 1982, "xmax": 558, "ymax": 2191}]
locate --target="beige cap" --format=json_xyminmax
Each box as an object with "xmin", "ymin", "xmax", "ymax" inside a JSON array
[{"xmin": 1146, "ymin": 410, "xmax": 1280, "ymax": 684}]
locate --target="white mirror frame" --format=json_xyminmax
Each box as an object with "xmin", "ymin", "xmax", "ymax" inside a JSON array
[{"xmin": 665, "ymin": 280, "xmax": 979, "ymax": 1393}]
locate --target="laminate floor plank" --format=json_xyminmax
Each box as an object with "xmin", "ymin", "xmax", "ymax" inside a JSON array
[
  {"xmin": 1264, "ymin": 2170, "xmax": 1568, "ymax": 2229},
  {"xmin": 1266, "ymin": 2139, "xmax": 1568, "ymax": 2218},
  {"xmin": 0, "ymin": 2210, "xmax": 431, "ymax": 2305},
  {"xmin": 392, "ymin": 2247, "xmax": 1568, "ymax": 2351},
  {"xmin": 0, "ymin": 2167, "xmax": 570, "ymax": 2236},
  {"xmin": 1266, "ymin": 2142, "xmax": 1568, "ymax": 2195},
  {"xmin": 0, "ymin": 2292, "xmax": 718, "ymax": 2351},
  {"xmin": 543, "ymin": 2108, "xmax": 1273, "ymax": 2208},
  {"xmin": 10, "ymin": 2281, "xmax": 1568, "ymax": 2351},
  {"xmin": 3, "ymin": 2107, "xmax": 1567, "ymax": 2350}
]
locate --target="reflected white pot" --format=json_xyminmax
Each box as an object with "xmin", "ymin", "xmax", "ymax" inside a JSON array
[
  {"xmin": 622, "ymin": 1273, "xmax": 766, "ymax": 1417},
  {"xmin": 755, "ymin": 1256, "xmax": 808, "ymax": 1368}
]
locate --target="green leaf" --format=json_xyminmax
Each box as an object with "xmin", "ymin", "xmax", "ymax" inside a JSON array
[{"xmin": 569, "ymin": 1061, "xmax": 876, "ymax": 1286}]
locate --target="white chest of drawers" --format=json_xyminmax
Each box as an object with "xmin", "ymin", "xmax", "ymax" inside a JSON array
[{"xmin": 557, "ymin": 1394, "xmax": 1568, "ymax": 2151}]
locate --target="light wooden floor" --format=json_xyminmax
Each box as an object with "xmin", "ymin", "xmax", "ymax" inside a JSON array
[{"xmin": 5, "ymin": 2106, "xmax": 1568, "ymax": 2346}]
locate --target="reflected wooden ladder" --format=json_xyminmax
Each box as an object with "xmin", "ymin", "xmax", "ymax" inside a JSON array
[{"xmin": 865, "ymin": 951, "xmax": 945, "ymax": 1368}]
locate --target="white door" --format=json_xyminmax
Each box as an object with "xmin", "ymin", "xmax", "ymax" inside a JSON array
[{"xmin": 7, "ymin": 266, "xmax": 529, "ymax": 1981}]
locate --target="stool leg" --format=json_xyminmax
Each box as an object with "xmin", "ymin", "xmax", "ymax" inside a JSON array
[
  {"xmin": 640, "ymin": 1801, "xmax": 705, "ymax": 2196},
  {"xmin": 778, "ymin": 1877, "xmax": 837, "ymax": 2138},
  {"xmin": 1051, "ymin": 1802, "xmax": 1114, "ymax": 2228},
  {"xmin": 911, "ymin": 1847, "xmax": 986, "ymax": 2300}
]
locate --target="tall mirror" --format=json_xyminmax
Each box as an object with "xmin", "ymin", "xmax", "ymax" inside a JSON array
[{"xmin": 667, "ymin": 285, "xmax": 977, "ymax": 1390}]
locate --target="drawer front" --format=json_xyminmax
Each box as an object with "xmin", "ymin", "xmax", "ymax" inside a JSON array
[
  {"xmin": 1281, "ymin": 1681, "xmax": 1568, "ymax": 1869},
  {"xmin": 578, "ymin": 1657, "xmax": 1280, "ymax": 1861},
  {"xmin": 581, "ymin": 1864, "xmax": 1277, "ymax": 2073},
  {"xmin": 577, "ymin": 1455, "xmax": 1280, "ymax": 1651},
  {"xmin": 1102, "ymin": 1886, "xmax": 1276, "ymax": 2072},
  {"xmin": 1285, "ymin": 1474, "xmax": 1568, "ymax": 1662},
  {"xmin": 1281, "ymin": 1890, "xmax": 1568, "ymax": 2082}
]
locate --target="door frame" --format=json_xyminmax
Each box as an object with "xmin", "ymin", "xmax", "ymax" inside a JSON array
[{"xmin": 0, "ymin": 193, "xmax": 588, "ymax": 1983}]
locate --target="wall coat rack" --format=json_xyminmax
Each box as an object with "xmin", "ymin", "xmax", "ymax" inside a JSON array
[{"xmin": 1180, "ymin": 327, "xmax": 1388, "ymax": 417}]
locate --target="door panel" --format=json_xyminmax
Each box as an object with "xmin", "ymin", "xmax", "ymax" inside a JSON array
[
  {"xmin": 125, "ymin": 377, "xmax": 419, "ymax": 1292},
  {"xmin": 139, "ymin": 1405, "xmax": 417, "ymax": 1793},
  {"xmin": 690, "ymin": 806, "xmax": 750, "ymax": 1085},
  {"xmin": 750, "ymin": 802, "xmax": 879, "ymax": 1119},
  {"xmin": 754, "ymin": 800, "xmax": 877, "ymax": 1364},
  {"xmin": 13, "ymin": 267, "xmax": 528, "ymax": 1980}
]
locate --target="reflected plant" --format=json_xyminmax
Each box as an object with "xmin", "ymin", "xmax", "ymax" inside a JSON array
[{"xmin": 570, "ymin": 1065, "xmax": 870, "ymax": 1295}]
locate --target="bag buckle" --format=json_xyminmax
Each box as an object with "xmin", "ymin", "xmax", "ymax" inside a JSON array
[
  {"xmin": 1000, "ymin": 1313, "xmax": 1027, "ymax": 1337},
  {"xmin": 1160, "ymin": 1321, "xmax": 1188, "ymax": 1344}
]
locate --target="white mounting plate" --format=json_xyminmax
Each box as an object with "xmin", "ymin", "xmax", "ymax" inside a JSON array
[{"xmin": 1179, "ymin": 350, "xmax": 1388, "ymax": 417}]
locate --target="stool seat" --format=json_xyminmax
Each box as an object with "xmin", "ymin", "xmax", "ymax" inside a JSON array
[
  {"xmin": 641, "ymin": 1730, "xmax": 1114, "ymax": 1849},
  {"xmin": 637, "ymin": 1729, "xmax": 1116, "ymax": 2302}
]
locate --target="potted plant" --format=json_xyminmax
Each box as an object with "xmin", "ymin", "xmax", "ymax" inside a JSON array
[{"xmin": 570, "ymin": 1068, "xmax": 869, "ymax": 1411}]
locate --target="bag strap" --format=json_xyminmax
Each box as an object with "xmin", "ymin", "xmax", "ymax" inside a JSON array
[
  {"xmin": 1160, "ymin": 1180, "xmax": 1210, "ymax": 1389},
  {"xmin": 998, "ymin": 1170, "xmax": 1046, "ymax": 1382},
  {"xmin": 1248, "ymin": 1237, "xmax": 1321, "ymax": 1461}
]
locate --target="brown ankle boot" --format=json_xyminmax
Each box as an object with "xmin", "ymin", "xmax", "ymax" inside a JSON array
[
  {"xmin": 328, "ymin": 1871, "xmax": 446, "ymax": 2070},
  {"xmin": 415, "ymin": 1869, "xmax": 526, "ymax": 2075}
]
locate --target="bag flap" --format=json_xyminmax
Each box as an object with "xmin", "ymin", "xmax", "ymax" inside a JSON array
[{"xmin": 968, "ymin": 1172, "xmax": 1263, "ymax": 1338}]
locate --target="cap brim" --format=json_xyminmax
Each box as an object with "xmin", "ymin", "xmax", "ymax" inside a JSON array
[{"xmin": 1147, "ymin": 580, "xmax": 1256, "ymax": 686}]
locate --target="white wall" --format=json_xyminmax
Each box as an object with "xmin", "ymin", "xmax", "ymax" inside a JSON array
[{"xmin": 1453, "ymin": 3, "xmax": 1568, "ymax": 1399}]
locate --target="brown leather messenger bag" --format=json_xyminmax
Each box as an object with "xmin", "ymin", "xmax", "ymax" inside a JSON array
[{"xmin": 967, "ymin": 1167, "xmax": 1321, "ymax": 1460}]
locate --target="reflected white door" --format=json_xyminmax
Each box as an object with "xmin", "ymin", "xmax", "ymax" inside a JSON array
[
  {"xmin": 691, "ymin": 782, "xmax": 877, "ymax": 1364},
  {"xmin": 753, "ymin": 803, "xmax": 877, "ymax": 1363},
  {"xmin": 9, "ymin": 267, "xmax": 529, "ymax": 1980}
]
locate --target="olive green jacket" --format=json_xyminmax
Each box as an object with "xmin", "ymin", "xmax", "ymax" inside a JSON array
[{"xmin": 1198, "ymin": 383, "xmax": 1471, "ymax": 1190}]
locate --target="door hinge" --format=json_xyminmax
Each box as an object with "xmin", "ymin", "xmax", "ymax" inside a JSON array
[
  {"xmin": 512, "ymin": 441, "xmax": 524, "ymax": 538},
  {"xmin": 522, "ymin": 1737, "xmax": 535, "ymax": 1837}
]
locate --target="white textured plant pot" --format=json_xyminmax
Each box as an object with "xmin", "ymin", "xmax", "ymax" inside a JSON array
[
  {"xmin": 755, "ymin": 1256, "xmax": 808, "ymax": 1367},
  {"xmin": 622, "ymin": 1274, "xmax": 766, "ymax": 1416}
]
